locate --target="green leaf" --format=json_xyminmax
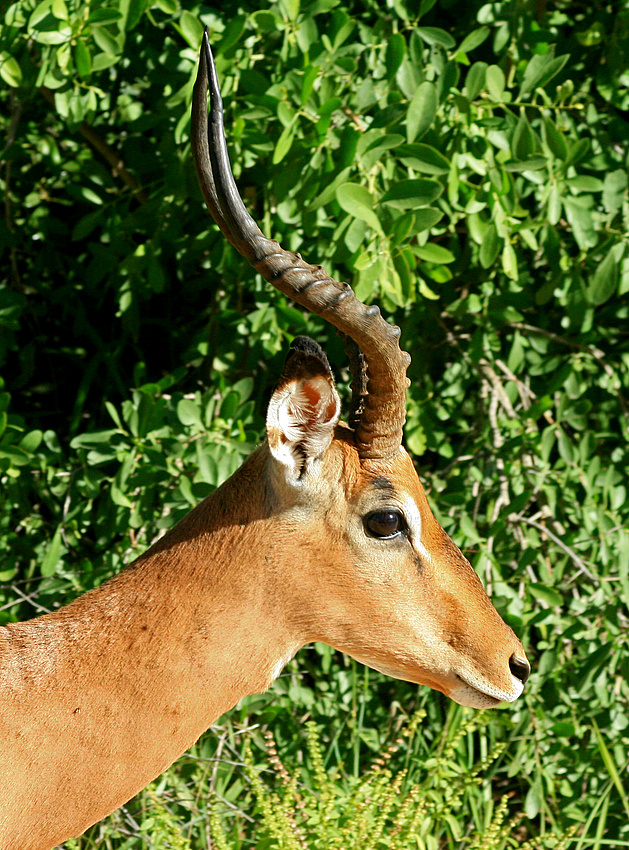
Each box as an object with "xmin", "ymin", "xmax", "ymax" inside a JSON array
[
  {"xmin": 406, "ymin": 424, "xmax": 426, "ymax": 456},
  {"xmin": 279, "ymin": 0, "xmax": 300, "ymax": 22},
  {"xmin": 92, "ymin": 25, "xmax": 122, "ymax": 55},
  {"xmin": 415, "ymin": 27, "xmax": 455, "ymax": 49},
  {"xmin": 592, "ymin": 720, "xmax": 629, "ymax": 819},
  {"xmin": 273, "ymin": 121, "xmax": 296, "ymax": 164},
  {"xmin": 336, "ymin": 183, "xmax": 382, "ymax": 234},
  {"xmin": 603, "ymin": 169, "xmax": 628, "ymax": 214},
  {"xmin": 386, "ymin": 32, "xmax": 405, "ymax": 79},
  {"xmin": 547, "ymin": 183, "xmax": 562, "ymax": 225},
  {"xmin": 92, "ymin": 52, "xmax": 119, "ymax": 71},
  {"xmin": 502, "ymin": 242, "xmax": 518, "ymax": 280},
  {"xmin": 178, "ymin": 10, "xmax": 204, "ymax": 48},
  {"xmin": 88, "ymin": 8, "xmax": 123, "ymax": 25},
  {"xmin": 586, "ymin": 246, "xmax": 621, "ymax": 306},
  {"xmin": 252, "ymin": 9, "xmax": 279, "ymax": 32},
  {"xmin": 409, "ymin": 208, "xmax": 443, "ymax": 232},
  {"xmin": 565, "ymin": 138, "xmax": 590, "ymax": 167},
  {"xmin": 524, "ymin": 784, "xmax": 542, "ymax": 819},
  {"xmin": 563, "ymin": 197, "xmax": 597, "ymax": 250},
  {"xmin": 41, "ymin": 526, "xmax": 64, "ymax": 577},
  {"xmin": 218, "ymin": 14, "xmax": 247, "ymax": 52},
  {"xmin": 479, "ymin": 222, "xmax": 501, "ymax": 268},
  {"xmin": 177, "ymin": 398, "xmax": 204, "ymax": 429},
  {"xmin": 414, "ymin": 243, "xmax": 454, "ymax": 263},
  {"xmin": 406, "ymin": 81, "xmax": 438, "ymax": 142},
  {"xmin": 465, "ymin": 61, "xmax": 487, "ymax": 100},
  {"xmin": 78, "ymin": 186, "xmax": 102, "ymax": 205},
  {"xmin": 19, "ymin": 430, "xmax": 43, "ymax": 453},
  {"xmin": 566, "ymin": 176, "xmax": 604, "ymax": 193},
  {"xmin": 396, "ymin": 143, "xmax": 450, "ymax": 175},
  {"xmin": 456, "ymin": 26, "xmax": 489, "ymax": 56},
  {"xmin": 0, "ymin": 53, "xmax": 22, "ymax": 87},
  {"xmin": 381, "ymin": 178, "xmax": 443, "ymax": 209},
  {"xmin": 73, "ymin": 40, "xmax": 92, "ymax": 77},
  {"xmin": 418, "ymin": 279, "xmax": 439, "ymax": 300},
  {"xmin": 110, "ymin": 482, "xmax": 133, "ymax": 508},
  {"xmin": 542, "ymin": 116, "xmax": 568, "ymax": 160},
  {"xmin": 519, "ymin": 48, "xmax": 569, "ymax": 96},
  {"xmin": 530, "ymin": 583, "xmax": 563, "ymax": 607},
  {"xmin": 120, "ymin": 0, "xmax": 149, "ymax": 31},
  {"xmin": 300, "ymin": 64, "xmax": 319, "ymax": 106},
  {"xmin": 459, "ymin": 514, "xmax": 482, "ymax": 544},
  {"xmin": 51, "ymin": 0, "xmax": 68, "ymax": 18},
  {"xmin": 485, "ymin": 65, "xmax": 505, "ymax": 100},
  {"xmin": 306, "ymin": 166, "xmax": 352, "ymax": 211},
  {"xmin": 512, "ymin": 112, "xmax": 535, "ymax": 160}
]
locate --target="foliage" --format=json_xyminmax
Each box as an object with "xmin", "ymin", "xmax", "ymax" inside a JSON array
[
  {"xmin": 62, "ymin": 707, "xmax": 578, "ymax": 849},
  {"xmin": 1, "ymin": 0, "xmax": 629, "ymax": 846}
]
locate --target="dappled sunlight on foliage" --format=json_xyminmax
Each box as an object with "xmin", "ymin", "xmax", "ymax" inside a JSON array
[{"xmin": 1, "ymin": 0, "xmax": 628, "ymax": 845}]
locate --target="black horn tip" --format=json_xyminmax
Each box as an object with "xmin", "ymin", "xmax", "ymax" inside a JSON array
[{"xmin": 201, "ymin": 30, "xmax": 222, "ymax": 110}]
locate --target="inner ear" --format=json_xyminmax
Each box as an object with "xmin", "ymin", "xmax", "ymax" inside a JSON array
[{"xmin": 266, "ymin": 337, "xmax": 341, "ymax": 479}]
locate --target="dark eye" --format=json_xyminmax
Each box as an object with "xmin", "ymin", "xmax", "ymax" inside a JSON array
[{"xmin": 364, "ymin": 511, "xmax": 405, "ymax": 539}]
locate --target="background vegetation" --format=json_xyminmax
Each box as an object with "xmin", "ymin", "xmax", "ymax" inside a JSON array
[{"xmin": 1, "ymin": 0, "xmax": 628, "ymax": 846}]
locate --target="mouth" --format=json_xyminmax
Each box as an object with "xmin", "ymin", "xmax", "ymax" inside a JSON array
[
  {"xmin": 451, "ymin": 673, "xmax": 524, "ymax": 709},
  {"xmin": 348, "ymin": 654, "xmax": 525, "ymax": 709}
]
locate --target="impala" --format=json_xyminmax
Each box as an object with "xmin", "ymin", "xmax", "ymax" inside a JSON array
[{"xmin": 0, "ymin": 34, "xmax": 530, "ymax": 850}]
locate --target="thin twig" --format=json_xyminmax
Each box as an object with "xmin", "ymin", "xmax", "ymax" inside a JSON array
[
  {"xmin": 511, "ymin": 513, "xmax": 598, "ymax": 585},
  {"xmin": 39, "ymin": 86, "xmax": 148, "ymax": 203},
  {"xmin": 4, "ymin": 584, "xmax": 52, "ymax": 614}
]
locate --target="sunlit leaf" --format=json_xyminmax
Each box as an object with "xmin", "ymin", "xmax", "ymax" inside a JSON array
[
  {"xmin": 486, "ymin": 64, "xmax": 505, "ymax": 100},
  {"xmin": 480, "ymin": 222, "xmax": 501, "ymax": 268},
  {"xmin": 381, "ymin": 178, "xmax": 443, "ymax": 209},
  {"xmin": 456, "ymin": 26, "xmax": 489, "ymax": 56},
  {"xmin": 519, "ymin": 48, "xmax": 570, "ymax": 95},
  {"xmin": 415, "ymin": 27, "xmax": 455, "ymax": 49},
  {"xmin": 396, "ymin": 143, "xmax": 449, "ymax": 174},
  {"xmin": 406, "ymin": 81, "xmax": 438, "ymax": 142},
  {"xmin": 587, "ymin": 246, "xmax": 621, "ymax": 305},
  {"xmin": 336, "ymin": 183, "xmax": 382, "ymax": 233},
  {"xmin": 0, "ymin": 53, "xmax": 22, "ymax": 86}
]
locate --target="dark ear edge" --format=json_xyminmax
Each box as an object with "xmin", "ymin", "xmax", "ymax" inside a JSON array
[
  {"xmin": 278, "ymin": 336, "xmax": 335, "ymax": 386},
  {"xmin": 266, "ymin": 336, "xmax": 341, "ymax": 480}
]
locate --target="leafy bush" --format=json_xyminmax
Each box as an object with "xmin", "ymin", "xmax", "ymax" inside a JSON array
[{"xmin": 1, "ymin": 0, "xmax": 628, "ymax": 846}]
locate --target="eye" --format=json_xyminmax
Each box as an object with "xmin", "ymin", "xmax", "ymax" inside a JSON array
[{"xmin": 364, "ymin": 510, "xmax": 405, "ymax": 539}]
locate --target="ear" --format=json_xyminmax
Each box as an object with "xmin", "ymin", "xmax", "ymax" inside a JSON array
[{"xmin": 266, "ymin": 337, "xmax": 341, "ymax": 482}]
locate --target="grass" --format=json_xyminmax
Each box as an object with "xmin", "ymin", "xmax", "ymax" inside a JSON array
[{"xmin": 63, "ymin": 672, "xmax": 589, "ymax": 849}]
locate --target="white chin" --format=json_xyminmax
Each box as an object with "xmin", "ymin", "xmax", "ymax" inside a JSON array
[
  {"xmin": 450, "ymin": 677, "xmax": 524, "ymax": 709},
  {"xmin": 450, "ymin": 685, "xmax": 503, "ymax": 709}
]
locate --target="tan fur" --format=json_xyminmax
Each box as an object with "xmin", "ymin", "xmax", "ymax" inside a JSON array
[{"xmin": 0, "ymin": 424, "xmax": 527, "ymax": 849}]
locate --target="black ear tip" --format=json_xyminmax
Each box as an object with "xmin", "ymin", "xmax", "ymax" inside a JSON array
[
  {"xmin": 282, "ymin": 336, "xmax": 333, "ymax": 380},
  {"xmin": 290, "ymin": 336, "xmax": 326, "ymax": 359}
]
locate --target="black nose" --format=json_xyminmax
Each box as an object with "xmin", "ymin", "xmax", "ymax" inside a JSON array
[{"xmin": 509, "ymin": 654, "xmax": 531, "ymax": 685}]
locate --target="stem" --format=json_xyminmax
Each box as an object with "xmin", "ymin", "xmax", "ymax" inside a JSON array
[{"xmin": 39, "ymin": 86, "xmax": 148, "ymax": 203}]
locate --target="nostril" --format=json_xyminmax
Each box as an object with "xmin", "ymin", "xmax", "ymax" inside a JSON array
[{"xmin": 509, "ymin": 654, "xmax": 531, "ymax": 685}]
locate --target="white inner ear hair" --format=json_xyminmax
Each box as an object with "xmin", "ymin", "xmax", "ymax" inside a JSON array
[{"xmin": 269, "ymin": 375, "xmax": 340, "ymax": 471}]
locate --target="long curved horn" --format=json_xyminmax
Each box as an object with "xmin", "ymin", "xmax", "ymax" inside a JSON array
[{"xmin": 191, "ymin": 31, "xmax": 410, "ymax": 460}]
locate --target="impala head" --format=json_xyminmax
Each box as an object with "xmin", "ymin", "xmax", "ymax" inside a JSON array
[{"xmin": 191, "ymin": 33, "xmax": 530, "ymax": 708}]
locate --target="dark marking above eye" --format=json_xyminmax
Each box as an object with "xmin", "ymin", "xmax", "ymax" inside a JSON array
[{"xmin": 372, "ymin": 476, "xmax": 395, "ymax": 493}]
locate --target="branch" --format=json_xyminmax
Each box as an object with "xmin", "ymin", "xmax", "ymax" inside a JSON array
[
  {"xmin": 511, "ymin": 513, "xmax": 598, "ymax": 585},
  {"xmin": 39, "ymin": 86, "xmax": 148, "ymax": 203}
]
